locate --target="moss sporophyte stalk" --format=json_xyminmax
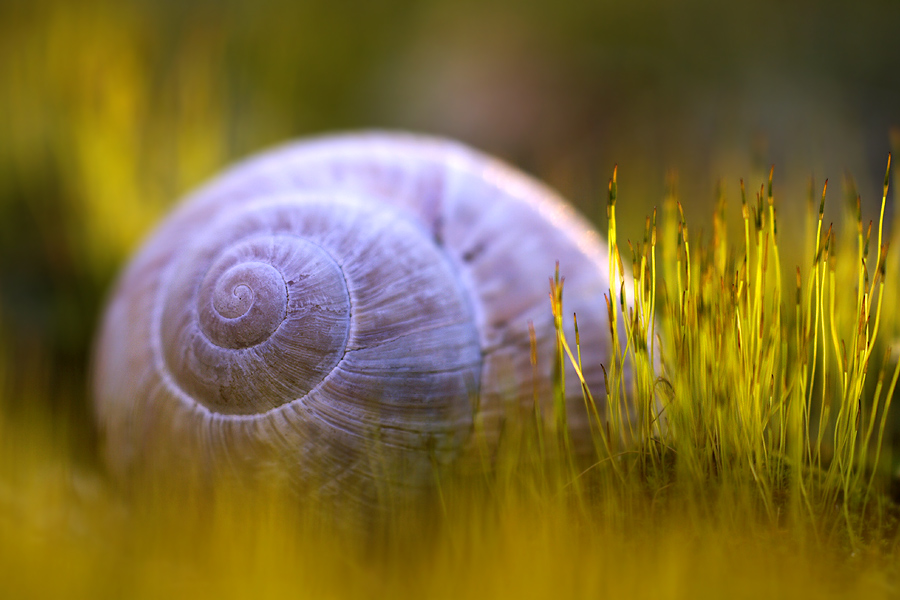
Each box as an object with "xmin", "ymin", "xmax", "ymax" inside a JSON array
[{"xmin": 550, "ymin": 157, "xmax": 900, "ymax": 551}]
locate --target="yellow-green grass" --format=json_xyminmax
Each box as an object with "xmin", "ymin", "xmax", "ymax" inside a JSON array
[{"xmin": 3, "ymin": 161, "xmax": 900, "ymax": 598}]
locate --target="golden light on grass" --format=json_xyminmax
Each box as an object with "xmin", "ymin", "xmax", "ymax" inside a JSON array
[{"xmin": 3, "ymin": 157, "xmax": 900, "ymax": 598}]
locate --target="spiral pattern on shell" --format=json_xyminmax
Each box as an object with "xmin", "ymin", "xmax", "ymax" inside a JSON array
[{"xmin": 92, "ymin": 132, "xmax": 618, "ymax": 500}]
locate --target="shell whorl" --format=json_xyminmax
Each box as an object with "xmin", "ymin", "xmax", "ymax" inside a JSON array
[{"xmin": 93, "ymin": 132, "xmax": 616, "ymax": 498}]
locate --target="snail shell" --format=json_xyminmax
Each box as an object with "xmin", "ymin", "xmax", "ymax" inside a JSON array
[{"xmin": 92, "ymin": 132, "xmax": 619, "ymax": 500}]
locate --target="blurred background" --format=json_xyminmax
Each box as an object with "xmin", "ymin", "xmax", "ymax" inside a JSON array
[{"xmin": 1, "ymin": 0, "xmax": 899, "ymax": 452}]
